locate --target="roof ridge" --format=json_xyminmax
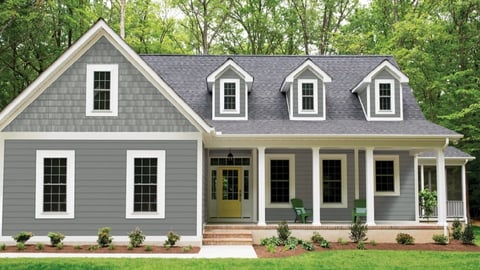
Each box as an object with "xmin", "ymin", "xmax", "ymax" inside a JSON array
[{"xmin": 140, "ymin": 54, "xmax": 394, "ymax": 58}]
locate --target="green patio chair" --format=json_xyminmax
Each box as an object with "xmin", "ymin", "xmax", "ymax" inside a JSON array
[
  {"xmin": 352, "ymin": 199, "xmax": 367, "ymax": 223},
  {"xmin": 290, "ymin": 198, "xmax": 313, "ymax": 223}
]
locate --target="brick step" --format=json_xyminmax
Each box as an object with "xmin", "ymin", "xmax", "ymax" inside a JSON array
[{"xmin": 203, "ymin": 229, "xmax": 253, "ymax": 245}]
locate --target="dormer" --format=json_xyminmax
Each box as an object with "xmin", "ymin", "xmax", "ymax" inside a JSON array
[
  {"xmin": 281, "ymin": 59, "xmax": 332, "ymax": 121},
  {"xmin": 351, "ymin": 60, "xmax": 409, "ymax": 121},
  {"xmin": 207, "ymin": 59, "xmax": 253, "ymax": 121}
]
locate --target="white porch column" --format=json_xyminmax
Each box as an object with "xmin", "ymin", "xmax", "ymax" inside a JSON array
[
  {"xmin": 414, "ymin": 155, "xmax": 419, "ymax": 222},
  {"xmin": 436, "ymin": 149, "xmax": 447, "ymax": 231},
  {"xmin": 462, "ymin": 163, "xmax": 468, "ymax": 223},
  {"xmin": 365, "ymin": 147, "xmax": 375, "ymax": 225},
  {"xmin": 257, "ymin": 147, "xmax": 266, "ymax": 226},
  {"xmin": 312, "ymin": 147, "xmax": 321, "ymax": 225}
]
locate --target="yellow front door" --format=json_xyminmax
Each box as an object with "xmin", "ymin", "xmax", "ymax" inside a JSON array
[{"xmin": 218, "ymin": 167, "xmax": 242, "ymax": 217}]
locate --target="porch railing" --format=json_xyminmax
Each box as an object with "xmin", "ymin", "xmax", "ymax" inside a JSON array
[{"xmin": 419, "ymin": 200, "xmax": 464, "ymax": 219}]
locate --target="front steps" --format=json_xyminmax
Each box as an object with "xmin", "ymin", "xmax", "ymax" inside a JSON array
[{"xmin": 203, "ymin": 225, "xmax": 253, "ymax": 245}]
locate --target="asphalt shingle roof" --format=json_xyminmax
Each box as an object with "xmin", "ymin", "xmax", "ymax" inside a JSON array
[{"xmin": 140, "ymin": 55, "xmax": 459, "ymax": 137}]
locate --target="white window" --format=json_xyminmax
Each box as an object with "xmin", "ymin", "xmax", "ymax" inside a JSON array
[
  {"xmin": 374, "ymin": 155, "xmax": 400, "ymax": 196},
  {"xmin": 266, "ymin": 154, "xmax": 295, "ymax": 208},
  {"xmin": 35, "ymin": 150, "xmax": 75, "ymax": 219},
  {"xmin": 320, "ymin": 154, "xmax": 347, "ymax": 208},
  {"xmin": 220, "ymin": 79, "xmax": 240, "ymax": 114},
  {"xmin": 126, "ymin": 150, "xmax": 166, "ymax": 219},
  {"xmin": 298, "ymin": 79, "xmax": 318, "ymax": 114},
  {"xmin": 86, "ymin": 64, "xmax": 118, "ymax": 116},
  {"xmin": 375, "ymin": 79, "xmax": 395, "ymax": 114}
]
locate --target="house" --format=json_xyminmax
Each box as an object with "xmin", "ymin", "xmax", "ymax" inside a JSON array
[{"xmin": 0, "ymin": 20, "xmax": 473, "ymax": 245}]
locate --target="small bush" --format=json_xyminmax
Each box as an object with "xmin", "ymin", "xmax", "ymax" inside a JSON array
[
  {"xmin": 461, "ymin": 222, "xmax": 475, "ymax": 245},
  {"xmin": 370, "ymin": 240, "xmax": 377, "ymax": 246},
  {"xmin": 301, "ymin": 241, "xmax": 314, "ymax": 251},
  {"xmin": 432, "ymin": 234, "xmax": 448, "ymax": 245},
  {"xmin": 338, "ymin": 237, "xmax": 349, "ymax": 245},
  {"xmin": 73, "ymin": 245, "xmax": 82, "ymax": 250},
  {"xmin": 283, "ymin": 237, "xmax": 299, "ymax": 251},
  {"xmin": 311, "ymin": 232, "xmax": 325, "ymax": 244},
  {"xmin": 87, "ymin": 245, "xmax": 98, "ymax": 251},
  {"xmin": 16, "ymin": 242, "xmax": 25, "ymax": 250},
  {"xmin": 108, "ymin": 244, "xmax": 115, "ymax": 250},
  {"xmin": 13, "ymin": 231, "xmax": 33, "ymax": 244},
  {"xmin": 320, "ymin": 239, "xmax": 331, "ymax": 248},
  {"xmin": 164, "ymin": 231, "xmax": 180, "ymax": 247},
  {"xmin": 35, "ymin": 243, "xmax": 44, "ymax": 250},
  {"xmin": 277, "ymin": 221, "xmax": 291, "ymax": 243},
  {"xmin": 260, "ymin": 236, "xmax": 280, "ymax": 247},
  {"xmin": 0, "ymin": 243, "xmax": 6, "ymax": 250},
  {"xmin": 56, "ymin": 243, "xmax": 64, "ymax": 250},
  {"xmin": 47, "ymin": 232, "xmax": 65, "ymax": 246},
  {"xmin": 97, "ymin": 227, "xmax": 113, "ymax": 247},
  {"xmin": 127, "ymin": 244, "xmax": 134, "ymax": 250},
  {"xmin": 357, "ymin": 242, "xmax": 366, "ymax": 250},
  {"xmin": 452, "ymin": 220, "xmax": 463, "ymax": 240},
  {"xmin": 396, "ymin": 233, "xmax": 415, "ymax": 245},
  {"xmin": 128, "ymin": 227, "xmax": 146, "ymax": 248},
  {"xmin": 349, "ymin": 218, "xmax": 368, "ymax": 243},
  {"xmin": 183, "ymin": 245, "xmax": 193, "ymax": 252},
  {"xmin": 144, "ymin": 245, "xmax": 152, "ymax": 251}
]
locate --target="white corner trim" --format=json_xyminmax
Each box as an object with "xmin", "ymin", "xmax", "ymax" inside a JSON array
[
  {"xmin": 196, "ymin": 139, "xmax": 203, "ymax": 238},
  {"xmin": 0, "ymin": 138, "xmax": 4, "ymax": 235},
  {"xmin": 284, "ymin": 59, "xmax": 332, "ymax": 83},
  {"xmin": 125, "ymin": 150, "xmax": 166, "ymax": 219},
  {"xmin": 219, "ymin": 79, "xmax": 240, "ymax": 114},
  {"xmin": 374, "ymin": 79, "xmax": 395, "ymax": 115},
  {"xmin": 85, "ymin": 64, "xmax": 118, "ymax": 116},
  {"xmin": 320, "ymin": 154, "xmax": 348, "ymax": 208},
  {"xmin": 206, "ymin": 59, "xmax": 253, "ymax": 83},
  {"xmin": 297, "ymin": 79, "xmax": 318, "ymax": 115},
  {"xmin": 35, "ymin": 150, "xmax": 75, "ymax": 219},
  {"xmin": 265, "ymin": 154, "xmax": 295, "ymax": 208},
  {"xmin": 374, "ymin": 155, "xmax": 400, "ymax": 196}
]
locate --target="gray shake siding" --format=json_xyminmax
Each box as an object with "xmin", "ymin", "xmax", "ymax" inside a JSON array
[
  {"xmin": 4, "ymin": 37, "xmax": 197, "ymax": 132},
  {"xmin": 291, "ymin": 69, "xmax": 325, "ymax": 119},
  {"xmin": 213, "ymin": 69, "xmax": 247, "ymax": 119},
  {"xmin": 3, "ymin": 140, "xmax": 198, "ymax": 236}
]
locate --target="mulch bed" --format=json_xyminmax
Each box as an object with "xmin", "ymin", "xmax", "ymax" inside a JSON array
[
  {"xmin": 1, "ymin": 244, "xmax": 200, "ymax": 254},
  {"xmin": 254, "ymin": 240, "xmax": 480, "ymax": 258}
]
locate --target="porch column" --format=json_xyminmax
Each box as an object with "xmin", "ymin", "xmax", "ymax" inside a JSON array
[
  {"xmin": 462, "ymin": 163, "xmax": 468, "ymax": 223},
  {"xmin": 436, "ymin": 149, "xmax": 447, "ymax": 231},
  {"xmin": 257, "ymin": 147, "xmax": 266, "ymax": 226},
  {"xmin": 365, "ymin": 147, "xmax": 375, "ymax": 225},
  {"xmin": 312, "ymin": 147, "xmax": 321, "ymax": 225},
  {"xmin": 414, "ymin": 155, "xmax": 419, "ymax": 222}
]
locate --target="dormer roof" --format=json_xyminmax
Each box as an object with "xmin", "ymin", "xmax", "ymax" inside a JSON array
[
  {"xmin": 206, "ymin": 58, "xmax": 253, "ymax": 91},
  {"xmin": 281, "ymin": 58, "xmax": 332, "ymax": 92},
  {"xmin": 351, "ymin": 60, "xmax": 409, "ymax": 93}
]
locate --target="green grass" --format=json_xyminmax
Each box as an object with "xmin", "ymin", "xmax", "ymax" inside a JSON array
[{"xmin": 0, "ymin": 250, "xmax": 480, "ymax": 270}]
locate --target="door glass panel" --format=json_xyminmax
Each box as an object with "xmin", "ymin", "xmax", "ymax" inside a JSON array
[
  {"xmin": 244, "ymin": 170, "xmax": 249, "ymax": 200},
  {"xmin": 222, "ymin": 169, "xmax": 239, "ymax": 200}
]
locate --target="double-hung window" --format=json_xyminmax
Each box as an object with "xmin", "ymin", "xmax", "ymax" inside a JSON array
[
  {"xmin": 375, "ymin": 79, "xmax": 395, "ymax": 114},
  {"xmin": 35, "ymin": 150, "xmax": 75, "ymax": 219},
  {"xmin": 298, "ymin": 79, "xmax": 318, "ymax": 114},
  {"xmin": 320, "ymin": 154, "xmax": 347, "ymax": 208},
  {"xmin": 266, "ymin": 154, "xmax": 295, "ymax": 208},
  {"xmin": 374, "ymin": 155, "xmax": 400, "ymax": 196},
  {"xmin": 126, "ymin": 150, "xmax": 166, "ymax": 219},
  {"xmin": 220, "ymin": 79, "xmax": 240, "ymax": 114},
  {"xmin": 86, "ymin": 64, "xmax": 118, "ymax": 116}
]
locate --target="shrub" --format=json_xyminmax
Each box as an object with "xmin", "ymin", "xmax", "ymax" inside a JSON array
[
  {"xmin": 396, "ymin": 233, "xmax": 415, "ymax": 245},
  {"xmin": 357, "ymin": 242, "xmax": 366, "ymax": 250},
  {"xmin": 36, "ymin": 243, "xmax": 44, "ymax": 250},
  {"xmin": 144, "ymin": 245, "xmax": 152, "ymax": 251},
  {"xmin": 266, "ymin": 243, "xmax": 276, "ymax": 253},
  {"xmin": 283, "ymin": 237, "xmax": 299, "ymax": 251},
  {"xmin": 56, "ymin": 243, "xmax": 64, "ymax": 250},
  {"xmin": 16, "ymin": 242, "xmax": 25, "ymax": 250},
  {"xmin": 97, "ymin": 227, "xmax": 113, "ymax": 247},
  {"xmin": 311, "ymin": 232, "xmax": 325, "ymax": 244},
  {"xmin": 127, "ymin": 244, "xmax": 134, "ymax": 250},
  {"xmin": 0, "ymin": 243, "xmax": 6, "ymax": 251},
  {"xmin": 461, "ymin": 222, "xmax": 475, "ymax": 245},
  {"xmin": 320, "ymin": 239, "xmax": 331, "ymax": 248},
  {"xmin": 338, "ymin": 237, "xmax": 349, "ymax": 245},
  {"xmin": 452, "ymin": 220, "xmax": 463, "ymax": 240},
  {"xmin": 183, "ymin": 245, "xmax": 193, "ymax": 253},
  {"xmin": 349, "ymin": 217, "xmax": 368, "ymax": 243},
  {"xmin": 74, "ymin": 245, "xmax": 82, "ymax": 250},
  {"xmin": 47, "ymin": 232, "xmax": 65, "ymax": 246},
  {"xmin": 260, "ymin": 236, "xmax": 280, "ymax": 247},
  {"xmin": 164, "ymin": 231, "xmax": 180, "ymax": 248},
  {"xmin": 277, "ymin": 221, "xmax": 291, "ymax": 243},
  {"xmin": 128, "ymin": 227, "xmax": 146, "ymax": 248},
  {"xmin": 301, "ymin": 241, "xmax": 314, "ymax": 251},
  {"xmin": 419, "ymin": 189, "xmax": 437, "ymax": 219},
  {"xmin": 432, "ymin": 234, "xmax": 448, "ymax": 245},
  {"xmin": 108, "ymin": 244, "xmax": 115, "ymax": 250},
  {"xmin": 13, "ymin": 231, "xmax": 33, "ymax": 244},
  {"xmin": 88, "ymin": 245, "xmax": 98, "ymax": 251}
]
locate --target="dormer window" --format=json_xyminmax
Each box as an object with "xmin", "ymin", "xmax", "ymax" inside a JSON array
[
  {"xmin": 86, "ymin": 64, "xmax": 118, "ymax": 116},
  {"xmin": 375, "ymin": 79, "xmax": 395, "ymax": 114},
  {"xmin": 220, "ymin": 79, "xmax": 240, "ymax": 114},
  {"xmin": 299, "ymin": 79, "xmax": 318, "ymax": 114}
]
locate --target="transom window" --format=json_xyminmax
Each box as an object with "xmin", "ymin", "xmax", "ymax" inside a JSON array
[
  {"xmin": 374, "ymin": 155, "xmax": 400, "ymax": 196},
  {"xmin": 35, "ymin": 150, "xmax": 75, "ymax": 219},
  {"xmin": 266, "ymin": 154, "xmax": 295, "ymax": 208},
  {"xmin": 126, "ymin": 150, "xmax": 166, "ymax": 219},
  {"xmin": 375, "ymin": 79, "xmax": 395, "ymax": 114},
  {"xmin": 298, "ymin": 79, "xmax": 318, "ymax": 114},
  {"xmin": 86, "ymin": 64, "xmax": 118, "ymax": 116},
  {"xmin": 321, "ymin": 154, "xmax": 347, "ymax": 208},
  {"xmin": 220, "ymin": 79, "xmax": 240, "ymax": 114}
]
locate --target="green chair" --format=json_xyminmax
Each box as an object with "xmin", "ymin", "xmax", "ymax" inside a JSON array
[
  {"xmin": 290, "ymin": 198, "xmax": 313, "ymax": 223},
  {"xmin": 352, "ymin": 199, "xmax": 367, "ymax": 223}
]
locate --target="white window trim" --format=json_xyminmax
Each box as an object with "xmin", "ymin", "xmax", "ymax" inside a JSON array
[
  {"xmin": 374, "ymin": 155, "xmax": 400, "ymax": 196},
  {"xmin": 298, "ymin": 79, "xmax": 318, "ymax": 114},
  {"xmin": 374, "ymin": 79, "xmax": 395, "ymax": 115},
  {"xmin": 219, "ymin": 78, "xmax": 240, "ymax": 114},
  {"xmin": 86, "ymin": 64, "xmax": 119, "ymax": 116},
  {"xmin": 265, "ymin": 154, "xmax": 295, "ymax": 208},
  {"xmin": 126, "ymin": 150, "xmax": 166, "ymax": 219},
  {"xmin": 35, "ymin": 150, "xmax": 75, "ymax": 219},
  {"xmin": 320, "ymin": 154, "xmax": 348, "ymax": 208}
]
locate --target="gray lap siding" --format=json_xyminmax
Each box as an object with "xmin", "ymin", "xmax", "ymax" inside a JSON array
[{"xmin": 2, "ymin": 140, "xmax": 198, "ymax": 236}]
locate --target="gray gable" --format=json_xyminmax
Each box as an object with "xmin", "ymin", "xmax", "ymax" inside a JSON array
[{"xmin": 141, "ymin": 55, "xmax": 458, "ymax": 136}]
